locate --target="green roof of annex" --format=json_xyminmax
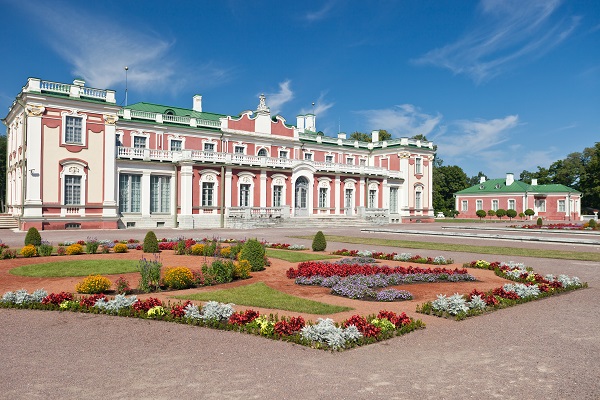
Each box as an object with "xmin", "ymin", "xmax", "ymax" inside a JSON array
[{"xmin": 456, "ymin": 178, "xmax": 580, "ymax": 195}]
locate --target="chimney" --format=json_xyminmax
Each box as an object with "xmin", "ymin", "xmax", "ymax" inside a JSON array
[
  {"xmin": 296, "ymin": 115, "xmax": 305, "ymax": 132},
  {"xmin": 506, "ymin": 173, "xmax": 514, "ymax": 186},
  {"xmin": 371, "ymin": 130, "xmax": 379, "ymax": 142},
  {"xmin": 305, "ymin": 114, "xmax": 316, "ymax": 132},
  {"xmin": 193, "ymin": 95, "xmax": 202, "ymax": 112},
  {"xmin": 338, "ymin": 132, "xmax": 347, "ymax": 139},
  {"xmin": 480, "ymin": 176, "xmax": 486, "ymax": 183},
  {"xmin": 531, "ymin": 178, "xmax": 538, "ymax": 186}
]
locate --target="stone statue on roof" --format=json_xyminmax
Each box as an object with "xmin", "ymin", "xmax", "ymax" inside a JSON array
[{"xmin": 257, "ymin": 94, "xmax": 270, "ymax": 113}]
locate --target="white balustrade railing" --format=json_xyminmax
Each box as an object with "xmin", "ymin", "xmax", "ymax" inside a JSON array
[
  {"xmin": 40, "ymin": 80, "xmax": 70, "ymax": 94},
  {"xmin": 81, "ymin": 87, "xmax": 107, "ymax": 100}
]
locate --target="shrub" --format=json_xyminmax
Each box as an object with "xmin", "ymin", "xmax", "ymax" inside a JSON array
[
  {"xmin": 476, "ymin": 210, "xmax": 486, "ymax": 220},
  {"xmin": 518, "ymin": 212, "xmax": 525, "ymax": 219},
  {"xmin": 65, "ymin": 243, "xmax": 84, "ymax": 255},
  {"xmin": 75, "ymin": 275, "xmax": 112, "ymax": 294},
  {"xmin": 487, "ymin": 210, "xmax": 495, "ymax": 218},
  {"xmin": 202, "ymin": 260, "xmax": 234, "ymax": 284},
  {"xmin": 536, "ymin": 217, "xmax": 543, "ymax": 226},
  {"xmin": 24, "ymin": 227, "xmax": 42, "ymax": 247},
  {"xmin": 113, "ymin": 243, "xmax": 128, "ymax": 253},
  {"xmin": 115, "ymin": 277, "xmax": 132, "ymax": 294},
  {"xmin": 312, "ymin": 231, "xmax": 327, "ymax": 252},
  {"xmin": 1, "ymin": 249, "xmax": 17, "ymax": 259},
  {"xmin": 525, "ymin": 208, "xmax": 535, "ymax": 218},
  {"xmin": 85, "ymin": 237, "xmax": 100, "ymax": 254},
  {"xmin": 38, "ymin": 241, "xmax": 54, "ymax": 256},
  {"xmin": 191, "ymin": 243, "xmax": 205, "ymax": 255},
  {"xmin": 495, "ymin": 209, "xmax": 506, "ymax": 219},
  {"xmin": 506, "ymin": 209, "xmax": 517, "ymax": 220},
  {"xmin": 589, "ymin": 219, "xmax": 597, "ymax": 229},
  {"xmin": 57, "ymin": 246, "xmax": 66, "ymax": 256},
  {"xmin": 233, "ymin": 260, "xmax": 252, "ymax": 280},
  {"xmin": 138, "ymin": 256, "xmax": 162, "ymax": 293},
  {"xmin": 20, "ymin": 244, "xmax": 37, "ymax": 258},
  {"xmin": 220, "ymin": 246, "xmax": 232, "ymax": 258},
  {"xmin": 143, "ymin": 231, "xmax": 159, "ymax": 253},
  {"xmin": 163, "ymin": 267, "xmax": 194, "ymax": 290},
  {"xmin": 239, "ymin": 238, "xmax": 266, "ymax": 272}
]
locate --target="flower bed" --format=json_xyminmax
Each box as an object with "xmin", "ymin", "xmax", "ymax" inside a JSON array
[
  {"xmin": 0, "ymin": 290, "xmax": 425, "ymax": 351},
  {"xmin": 508, "ymin": 223, "xmax": 598, "ymax": 231},
  {"xmin": 287, "ymin": 261, "xmax": 468, "ymax": 279},
  {"xmin": 331, "ymin": 249, "xmax": 453, "ymax": 264},
  {"xmin": 416, "ymin": 260, "xmax": 587, "ymax": 320}
]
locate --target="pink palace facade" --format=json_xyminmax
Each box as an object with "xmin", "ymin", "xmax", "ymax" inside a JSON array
[{"xmin": 3, "ymin": 78, "xmax": 436, "ymax": 230}]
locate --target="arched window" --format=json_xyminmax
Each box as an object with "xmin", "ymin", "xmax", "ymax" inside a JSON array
[{"xmin": 257, "ymin": 148, "xmax": 268, "ymax": 157}]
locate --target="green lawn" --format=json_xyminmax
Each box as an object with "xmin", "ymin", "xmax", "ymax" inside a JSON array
[
  {"xmin": 266, "ymin": 248, "xmax": 338, "ymax": 263},
  {"xmin": 9, "ymin": 260, "xmax": 140, "ymax": 277},
  {"xmin": 174, "ymin": 282, "xmax": 352, "ymax": 314},
  {"xmin": 295, "ymin": 235, "xmax": 600, "ymax": 262}
]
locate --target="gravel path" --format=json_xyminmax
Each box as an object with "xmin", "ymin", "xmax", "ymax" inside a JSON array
[{"xmin": 0, "ymin": 225, "xmax": 598, "ymax": 399}]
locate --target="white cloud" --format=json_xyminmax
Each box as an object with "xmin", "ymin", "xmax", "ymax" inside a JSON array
[
  {"xmin": 300, "ymin": 92, "xmax": 335, "ymax": 117},
  {"xmin": 356, "ymin": 104, "xmax": 442, "ymax": 137},
  {"xmin": 28, "ymin": 5, "xmax": 230, "ymax": 93},
  {"xmin": 304, "ymin": 1, "xmax": 336, "ymax": 22},
  {"xmin": 413, "ymin": 0, "xmax": 580, "ymax": 83},
  {"xmin": 265, "ymin": 80, "xmax": 294, "ymax": 115}
]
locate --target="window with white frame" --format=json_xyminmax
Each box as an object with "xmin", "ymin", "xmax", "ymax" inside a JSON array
[
  {"xmin": 239, "ymin": 184, "xmax": 250, "ymax": 207},
  {"xmin": 368, "ymin": 189, "xmax": 377, "ymax": 208},
  {"xmin": 492, "ymin": 199, "xmax": 499, "ymax": 211},
  {"xmin": 64, "ymin": 176, "xmax": 81, "ymax": 205},
  {"xmin": 415, "ymin": 157, "xmax": 422, "ymax": 174},
  {"xmin": 204, "ymin": 142, "xmax": 215, "ymax": 152},
  {"xmin": 304, "ymin": 153, "xmax": 313, "ymax": 161},
  {"xmin": 461, "ymin": 200, "xmax": 468, "ymax": 211},
  {"xmin": 318, "ymin": 187, "xmax": 328, "ymax": 208},
  {"xmin": 508, "ymin": 199, "xmax": 516, "ymax": 210},
  {"xmin": 65, "ymin": 116, "xmax": 83, "ymax": 144},
  {"xmin": 360, "ymin": 159, "xmax": 366, "ymax": 166},
  {"xmin": 325, "ymin": 154, "xmax": 334, "ymax": 163},
  {"xmin": 150, "ymin": 176, "xmax": 170, "ymax": 213},
  {"xmin": 273, "ymin": 185, "xmax": 283, "ymax": 207},
  {"xmin": 535, "ymin": 199, "xmax": 546, "ymax": 212},
  {"xmin": 558, "ymin": 199, "xmax": 566, "ymax": 212},
  {"xmin": 202, "ymin": 182, "xmax": 215, "ymax": 207},
  {"xmin": 346, "ymin": 157, "xmax": 354, "ymax": 165},
  {"xmin": 476, "ymin": 199, "xmax": 483, "ymax": 211},
  {"xmin": 257, "ymin": 148, "xmax": 268, "ymax": 157},
  {"xmin": 133, "ymin": 136, "xmax": 147, "ymax": 149},
  {"xmin": 119, "ymin": 174, "xmax": 141, "ymax": 213},
  {"xmin": 170, "ymin": 139, "xmax": 182, "ymax": 151},
  {"xmin": 234, "ymin": 145, "xmax": 245, "ymax": 154},
  {"xmin": 415, "ymin": 190, "xmax": 422, "ymax": 209},
  {"xmin": 389, "ymin": 187, "xmax": 398, "ymax": 213},
  {"xmin": 278, "ymin": 150, "xmax": 288, "ymax": 159}
]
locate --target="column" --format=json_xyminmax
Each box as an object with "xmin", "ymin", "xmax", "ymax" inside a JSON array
[
  {"xmin": 23, "ymin": 104, "xmax": 44, "ymax": 217},
  {"xmin": 334, "ymin": 175, "xmax": 341, "ymax": 214},
  {"xmin": 260, "ymin": 169, "xmax": 267, "ymax": 208},
  {"xmin": 224, "ymin": 168, "xmax": 233, "ymax": 208},
  {"xmin": 179, "ymin": 163, "xmax": 193, "ymax": 215},
  {"xmin": 141, "ymin": 170, "xmax": 152, "ymax": 216},
  {"xmin": 359, "ymin": 177, "xmax": 365, "ymax": 207},
  {"xmin": 102, "ymin": 114, "xmax": 118, "ymax": 217}
]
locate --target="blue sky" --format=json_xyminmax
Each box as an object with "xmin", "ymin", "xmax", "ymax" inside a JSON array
[{"xmin": 1, "ymin": 0, "xmax": 599, "ymax": 179}]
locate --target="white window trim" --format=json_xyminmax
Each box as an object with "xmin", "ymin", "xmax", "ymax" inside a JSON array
[
  {"xmin": 61, "ymin": 110, "xmax": 87, "ymax": 146},
  {"xmin": 199, "ymin": 171, "xmax": 220, "ymax": 208},
  {"xmin": 237, "ymin": 172, "xmax": 255, "ymax": 207},
  {"xmin": 359, "ymin": 157, "xmax": 368, "ymax": 166},
  {"xmin": 131, "ymin": 131, "xmax": 150, "ymax": 149},
  {"xmin": 256, "ymin": 147, "xmax": 269, "ymax": 157},
  {"xmin": 168, "ymin": 134, "xmax": 185, "ymax": 151},
  {"xmin": 507, "ymin": 198, "xmax": 516, "ymax": 211},
  {"xmin": 303, "ymin": 151, "xmax": 314, "ymax": 161},
  {"xmin": 278, "ymin": 147, "xmax": 289, "ymax": 159},
  {"xmin": 203, "ymin": 138, "xmax": 217, "ymax": 152},
  {"xmin": 233, "ymin": 143, "xmax": 247, "ymax": 155},
  {"xmin": 367, "ymin": 181, "xmax": 379, "ymax": 209},
  {"xmin": 60, "ymin": 160, "xmax": 87, "ymax": 216},
  {"xmin": 150, "ymin": 175, "xmax": 171, "ymax": 214},
  {"xmin": 317, "ymin": 178, "xmax": 331, "ymax": 209},
  {"xmin": 346, "ymin": 156, "xmax": 354, "ymax": 165},
  {"xmin": 492, "ymin": 199, "xmax": 499, "ymax": 211},
  {"xmin": 476, "ymin": 199, "xmax": 483, "ymax": 211},
  {"xmin": 461, "ymin": 200, "xmax": 468, "ymax": 212},
  {"xmin": 558, "ymin": 199, "xmax": 566, "ymax": 212},
  {"xmin": 325, "ymin": 153, "xmax": 335, "ymax": 163},
  {"xmin": 271, "ymin": 174, "xmax": 287, "ymax": 207},
  {"xmin": 415, "ymin": 157, "xmax": 423, "ymax": 175}
]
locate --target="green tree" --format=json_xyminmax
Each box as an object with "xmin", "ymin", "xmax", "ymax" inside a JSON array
[
  {"xmin": 311, "ymin": 231, "xmax": 327, "ymax": 251},
  {"xmin": 487, "ymin": 210, "xmax": 496, "ymax": 219},
  {"xmin": 476, "ymin": 210, "xmax": 486, "ymax": 220},
  {"xmin": 24, "ymin": 227, "xmax": 42, "ymax": 246},
  {"xmin": 143, "ymin": 231, "xmax": 159, "ymax": 253},
  {"xmin": 506, "ymin": 209, "xmax": 517, "ymax": 220},
  {"xmin": 349, "ymin": 131, "xmax": 371, "ymax": 142},
  {"xmin": 524, "ymin": 209, "xmax": 535, "ymax": 219},
  {"xmin": 378, "ymin": 129, "xmax": 392, "ymax": 141},
  {"xmin": 495, "ymin": 209, "xmax": 506, "ymax": 219},
  {"xmin": 239, "ymin": 238, "xmax": 266, "ymax": 272},
  {"xmin": 467, "ymin": 171, "xmax": 488, "ymax": 186},
  {"xmin": 432, "ymin": 162, "xmax": 469, "ymax": 216}
]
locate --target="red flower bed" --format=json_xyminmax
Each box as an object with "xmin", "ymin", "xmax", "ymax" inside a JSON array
[
  {"xmin": 132, "ymin": 297, "xmax": 163, "ymax": 312},
  {"xmin": 79, "ymin": 293, "xmax": 107, "ymax": 307},
  {"xmin": 158, "ymin": 241, "xmax": 177, "ymax": 250},
  {"xmin": 170, "ymin": 301, "xmax": 192, "ymax": 318},
  {"xmin": 286, "ymin": 261, "xmax": 468, "ymax": 279},
  {"xmin": 274, "ymin": 316, "xmax": 306, "ymax": 335},
  {"xmin": 229, "ymin": 309, "xmax": 260, "ymax": 326},
  {"xmin": 467, "ymin": 289, "xmax": 498, "ymax": 306},
  {"xmin": 343, "ymin": 315, "xmax": 381, "ymax": 338},
  {"xmin": 377, "ymin": 310, "xmax": 412, "ymax": 327},
  {"xmin": 41, "ymin": 292, "xmax": 74, "ymax": 305},
  {"xmin": 268, "ymin": 243, "xmax": 291, "ymax": 249},
  {"xmin": 492, "ymin": 287, "xmax": 520, "ymax": 300}
]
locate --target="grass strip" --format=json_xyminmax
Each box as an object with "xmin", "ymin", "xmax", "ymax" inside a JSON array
[
  {"xmin": 174, "ymin": 282, "xmax": 352, "ymax": 314},
  {"xmin": 293, "ymin": 235, "xmax": 600, "ymax": 262},
  {"xmin": 266, "ymin": 248, "xmax": 338, "ymax": 263},
  {"xmin": 9, "ymin": 260, "xmax": 140, "ymax": 277}
]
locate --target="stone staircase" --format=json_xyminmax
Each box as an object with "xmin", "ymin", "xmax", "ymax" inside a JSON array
[
  {"xmin": 0, "ymin": 214, "xmax": 18, "ymax": 229},
  {"xmin": 226, "ymin": 215, "xmax": 386, "ymax": 229}
]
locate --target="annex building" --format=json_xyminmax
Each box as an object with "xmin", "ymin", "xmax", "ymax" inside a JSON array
[
  {"xmin": 454, "ymin": 173, "xmax": 582, "ymax": 221},
  {"xmin": 3, "ymin": 77, "xmax": 436, "ymax": 230}
]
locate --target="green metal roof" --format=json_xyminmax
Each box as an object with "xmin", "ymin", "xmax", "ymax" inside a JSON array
[
  {"xmin": 125, "ymin": 102, "xmax": 225, "ymax": 121},
  {"xmin": 455, "ymin": 179, "xmax": 580, "ymax": 195}
]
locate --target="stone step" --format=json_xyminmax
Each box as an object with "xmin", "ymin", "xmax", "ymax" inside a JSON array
[{"xmin": 0, "ymin": 214, "xmax": 18, "ymax": 229}]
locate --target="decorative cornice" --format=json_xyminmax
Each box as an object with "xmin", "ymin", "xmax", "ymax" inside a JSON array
[{"xmin": 26, "ymin": 104, "xmax": 45, "ymax": 117}]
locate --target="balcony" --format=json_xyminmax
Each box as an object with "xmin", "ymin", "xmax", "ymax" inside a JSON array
[{"xmin": 116, "ymin": 147, "xmax": 402, "ymax": 179}]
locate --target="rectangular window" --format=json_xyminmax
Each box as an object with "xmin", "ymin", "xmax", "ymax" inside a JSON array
[
  {"xmin": 346, "ymin": 157, "xmax": 354, "ymax": 165},
  {"xmin": 415, "ymin": 191, "xmax": 422, "ymax": 209},
  {"xmin": 360, "ymin": 159, "xmax": 366, "ymax": 166},
  {"xmin": 318, "ymin": 188, "xmax": 328, "ymax": 208},
  {"xmin": 273, "ymin": 185, "xmax": 283, "ymax": 207},
  {"xmin": 304, "ymin": 153, "xmax": 313, "ymax": 161},
  {"xmin": 508, "ymin": 199, "xmax": 516, "ymax": 210},
  {"xmin": 150, "ymin": 176, "xmax": 170, "ymax": 213},
  {"xmin": 202, "ymin": 182, "xmax": 214, "ymax": 207},
  {"xmin": 133, "ymin": 136, "xmax": 147, "ymax": 149},
  {"xmin": 368, "ymin": 189, "xmax": 376, "ymax": 208},
  {"xmin": 170, "ymin": 140, "xmax": 182, "ymax": 151},
  {"xmin": 240, "ymin": 184, "xmax": 250, "ymax": 207},
  {"xmin": 64, "ymin": 175, "xmax": 81, "ymax": 205},
  {"xmin": 558, "ymin": 200, "xmax": 566, "ymax": 212},
  {"xmin": 279, "ymin": 150, "xmax": 288, "ymax": 159},
  {"xmin": 204, "ymin": 143, "xmax": 215, "ymax": 152},
  {"xmin": 415, "ymin": 157, "xmax": 422, "ymax": 174},
  {"xmin": 461, "ymin": 200, "xmax": 468, "ymax": 212},
  {"xmin": 65, "ymin": 116, "xmax": 82, "ymax": 144},
  {"xmin": 119, "ymin": 174, "xmax": 141, "ymax": 213},
  {"xmin": 476, "ymin": 200, "xmax": 483, "ymax": 211},
  {"xmin": 325, "ymin": 155, "xmax": 334, "ymax": 163},
  {"xmin": 535, "ymin": 199, "xmax": 546, "ymax": 212},
  {"xmin": 492, "ymin": 199, "xmax": 499, "ymax": 211},
  {"xmin": 234, "ymin": 146, "xmax": 245, "ymax": 154},
  {"xmin": 389, "ymin": 187, "xmax": 398, "ymax": 214}
]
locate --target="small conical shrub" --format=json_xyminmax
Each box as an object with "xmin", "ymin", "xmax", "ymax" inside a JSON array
[
  {"xmin": 536, "ymin": 217, "xmax": 543, "ymax": 226},
  {"xmin": 589, "ymin": 219, "xmax": 597, "ymax": 229},
  {"xmin": 143, "ymin": 231, "xmax": 159, "ymax": 253},
  {"xmin": 312, "ymin": 231, "xmax": 327, "ymax": 252},
  {"xmin": 239, "ymin": 239, "xmax": 266, "ymax": 271},
  {"xmin": 24, "ymin": 227, "xmax": 42, "ymax": 247}
]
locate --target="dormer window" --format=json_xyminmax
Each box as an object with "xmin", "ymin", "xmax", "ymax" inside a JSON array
[
  {"xmin": 165, "ymin": 109, "xmax": 175, "ymax": 116},
  {"xmin": 479, "ymin": 185, "xmax": 485, "ymax": 190},
  {"xmin": 495, "ymin": 184, "xmax": 501, "ymax": 189}
]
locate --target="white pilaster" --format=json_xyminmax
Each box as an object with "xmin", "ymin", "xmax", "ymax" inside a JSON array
[
  {"xmin": 359, "ymin": 178, "xmax": 365, "ymax": 207},
  {"xmin": 335, "ymin": 175, "xmax": 341, "ymax": 214},
  {"xmin": 23, "ymin": 105, "xmax": 44, "ymax": 217},
  {"xmin": 382, "ymin": 178, "xmax": 389, "ymax": 209},
  {"xmin": 224, "ymin": 168, "xmax": 233, "ymax": 208},
  {"xmin": 180, "ymin": 163, "xmax": 193, "ymax": 215},
  {"xmin": 102, "ymin": 115, "xmax": 118, "ymax": 217},
  {"xmin": 141, "ymin": 170, "xmax": 151, "ymax": 216},
  {"xmin": 260, "ymin": 170, "xmax": 267, "ymax": 207}
]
